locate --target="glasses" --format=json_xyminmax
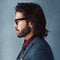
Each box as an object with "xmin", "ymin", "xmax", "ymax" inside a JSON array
[{"xmin": 15, "ymin": 18, "xmax": 26, "ymax": 25}]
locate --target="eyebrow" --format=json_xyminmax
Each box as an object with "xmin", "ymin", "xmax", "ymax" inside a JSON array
[{"xmin": 15, "ymin": 18, "xmax": 26, "ymax": 21}]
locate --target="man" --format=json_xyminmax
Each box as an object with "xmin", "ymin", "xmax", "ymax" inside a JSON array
[{"xmin": 14, "ymin": 3, "xmax": 54, "ymax": 60}]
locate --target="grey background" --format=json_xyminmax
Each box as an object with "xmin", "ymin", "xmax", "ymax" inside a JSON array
[{"xmin": 0, "ymin": 0, "xmax": 60, "ymax": 60}]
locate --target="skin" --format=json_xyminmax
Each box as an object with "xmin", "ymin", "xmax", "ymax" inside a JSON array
[{"xmin": 14, "ymin": 12, "xmax": 34, "ymax": 40}]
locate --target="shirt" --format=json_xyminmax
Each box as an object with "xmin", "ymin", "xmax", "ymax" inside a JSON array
[{"xmin": 23, "ymin": 35, "xmax": 35, "ymax": 49}]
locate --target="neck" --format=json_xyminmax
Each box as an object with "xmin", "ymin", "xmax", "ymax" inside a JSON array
[{"xmin": 24, "ymin": 31, "xmax": 34, "ymax": 41}]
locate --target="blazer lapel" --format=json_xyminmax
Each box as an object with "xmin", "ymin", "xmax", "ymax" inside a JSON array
[{"xmin": 23, "ymin": 37, "xmax": 39, "ymax": 57}]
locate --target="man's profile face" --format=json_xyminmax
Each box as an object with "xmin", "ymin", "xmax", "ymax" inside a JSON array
[{"xmin": 14, "ymin": 12, "xmax": 31, "ymax": 38}]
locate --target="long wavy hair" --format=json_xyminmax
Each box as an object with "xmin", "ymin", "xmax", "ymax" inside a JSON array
[{"xmin": 15, "ymin": 3, "xmax": 48, "ymax": 38}]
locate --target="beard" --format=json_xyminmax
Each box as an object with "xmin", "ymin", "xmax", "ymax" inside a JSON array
[{"xmin": 16, "ymin": 25, "xmax": 31, "ymax": 38}]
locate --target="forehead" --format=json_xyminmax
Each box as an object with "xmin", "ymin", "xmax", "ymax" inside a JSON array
[{"xmin": 15, "ymin": 12, "xmax": 25, "ymax": 19}]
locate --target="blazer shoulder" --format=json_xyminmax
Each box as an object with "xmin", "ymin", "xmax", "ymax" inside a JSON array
[
  {"xmin": 30, "ymin": 37, "xmax": 54, "ymax": 60},
  {"xmin": 32, "ymin": 37, "xmax": 49, "ymax": 48}
]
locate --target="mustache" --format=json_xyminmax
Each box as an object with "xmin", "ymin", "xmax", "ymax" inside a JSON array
[{"xmin": 16, "ymin": 28, "xmax": 19, "ymax": 31}]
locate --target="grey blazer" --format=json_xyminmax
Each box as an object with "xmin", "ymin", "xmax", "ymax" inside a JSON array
[{"xmin": 17, "ymin": 37, "xmax": 54, "ymax": 60}]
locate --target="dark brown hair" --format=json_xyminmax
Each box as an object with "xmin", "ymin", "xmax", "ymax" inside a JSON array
[{"xmin": 15, "ymin": 3, "xmax": 48, "ymax": 38}]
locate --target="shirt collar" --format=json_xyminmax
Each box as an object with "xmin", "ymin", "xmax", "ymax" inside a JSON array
[{"xmin": 23, "ymin": 35, "xmax": 35, "ymax": 48}]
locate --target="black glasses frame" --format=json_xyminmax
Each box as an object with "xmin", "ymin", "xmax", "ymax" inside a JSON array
[
  {"xmin": 15, "ymin": 18, "xmax": 27, "ymax": 25},
  {"xmin": 15, "ymin": 18, "xmax": 26, "ymax": 22}
]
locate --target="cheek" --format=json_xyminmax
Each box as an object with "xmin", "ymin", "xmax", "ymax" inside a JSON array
[{"xmin": 18, "ymin": 21, "xmax": 26, "ymax": 31}]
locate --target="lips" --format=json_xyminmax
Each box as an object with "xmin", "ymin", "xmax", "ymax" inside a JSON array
[
  {"xmin": 16, "ymin": 29, "xmax": 19, "ymax": 31},
  {"xmin": 15, "ymin": 28, "xmax": 19, "ymax": 33}
]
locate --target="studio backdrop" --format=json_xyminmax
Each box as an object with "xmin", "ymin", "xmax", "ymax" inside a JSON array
[{"xmin": 0, "ymin": 0, "xmax": 60, "ymax": 60}]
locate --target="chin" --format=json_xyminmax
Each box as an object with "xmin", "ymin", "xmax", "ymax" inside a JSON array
[
  {"xmin": 17, "ymin": 35, "xmax": 22, "ymax": 38},
  {"xmin": 17, "ymin": 34, "xmax": 24, "ymax": 38}
]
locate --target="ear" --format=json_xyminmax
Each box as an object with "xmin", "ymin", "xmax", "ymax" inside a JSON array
[{"xmin": 29, "ymin": 21, "xmax": 33, "ymax": 28}]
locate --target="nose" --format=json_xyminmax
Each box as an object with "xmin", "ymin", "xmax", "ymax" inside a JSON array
[{"xmin": 13, "ymin": 23, "xmax": 16, "ymax": 28}]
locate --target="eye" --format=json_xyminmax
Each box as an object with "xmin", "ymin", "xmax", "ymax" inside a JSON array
[{"xmin": 15, "ymin": 21, "xmax": 18, "ymax": 25}]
